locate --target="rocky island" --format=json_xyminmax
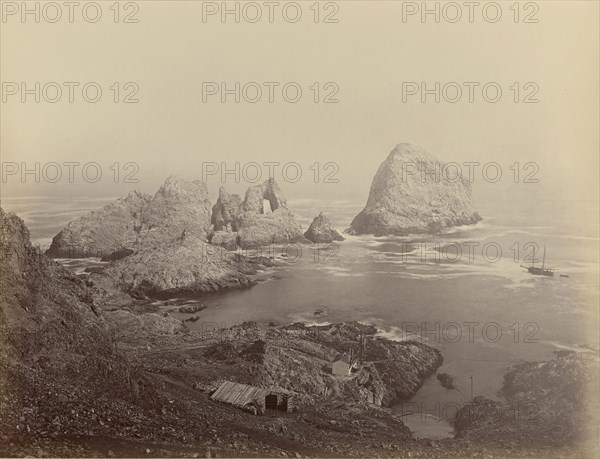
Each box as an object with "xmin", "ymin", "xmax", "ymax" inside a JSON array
[
  {"xmin": 347, "ymin": 143, "xmax": 482, "ymax": 236},
  {"xmin": 304, "ymin": 212, "xmax": 345, "ymax": 243},
  {"xmin": 44, "ymin": 176, "xmax": 308, "ymax": 298},
  {"xmin": 48, "ymin": 175, "xmax": 306, "ymax": 256}
]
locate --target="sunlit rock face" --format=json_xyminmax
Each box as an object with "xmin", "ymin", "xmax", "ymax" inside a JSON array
[
  {"xmin": 212, "ymin": 178, "xmax": 306, "ymax": 249},
  {"xmin": 348, "ymin": 143, "xmax": 481, "ymax": 236},
  {"xmin": 47, "ymin": 175, "xmax": 213, "ymax": 258}
]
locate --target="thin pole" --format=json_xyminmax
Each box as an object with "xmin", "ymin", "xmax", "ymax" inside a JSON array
[{"xmin": 470, "ymin": 375, "xmax": 473, "ymax": 401}]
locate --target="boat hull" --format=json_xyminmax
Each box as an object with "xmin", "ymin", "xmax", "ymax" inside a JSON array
[{"xmin": 525, "ymin": 267, "xmax": 554, "ymax": 277}]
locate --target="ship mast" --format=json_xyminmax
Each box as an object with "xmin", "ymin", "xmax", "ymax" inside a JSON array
[{"xmin": 542, "ymin": 242, "xmax": 546, "ymax": 269}]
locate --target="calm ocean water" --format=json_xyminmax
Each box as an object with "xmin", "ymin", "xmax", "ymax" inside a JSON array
[{"xmin": 2, "ymin": 190, "xmax": 598, "ymax": 438}]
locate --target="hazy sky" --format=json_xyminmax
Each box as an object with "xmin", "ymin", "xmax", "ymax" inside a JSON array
[{"xmin": 1, "ymin": 1, "xmax": 598, "ymax": 214}]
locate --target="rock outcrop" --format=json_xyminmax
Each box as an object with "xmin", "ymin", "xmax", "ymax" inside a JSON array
[
  {"xmin": 48, "ymin": 176, "xmax": 304, "ymax": 257},
  {"xmin": 210, "ymin": 178, "xmax": 306, "ymax": 249},
  {"xmin": 211, "ymin": 186, "xmax": 242, "ymax": 232},
  {"xmin": 304, "ymin": 212, "xmax": 345, "ymax": 243},
  {"xmin": 98, "ymin": 235, "xmax": 263, "ymax": 298},
  {"xmin": 454, "ymin": 352, "xmax": 599, "ymax": 448},
  {"xmin": 142, "ymin": 175, "xmax": 213, "ymax": 243},
  {"xmin": 46, "ymin": 190, "xmax": 151, "ymax": 258},
  {"xmin": 47, "ymin": 176, "xmax": 212, "ymax": 258},
  {"xmin": 199, "ymin": 321, "xmax": 443, "ymax": 409},
  {"xmin": 348, "ymin": 143, "xmax": 481, "ymax": 236}
]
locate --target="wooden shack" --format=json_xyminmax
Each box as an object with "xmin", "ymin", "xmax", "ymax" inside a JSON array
[{"xmin": 211, "ymin": 381, "xmax": 294, "ymax": 415}]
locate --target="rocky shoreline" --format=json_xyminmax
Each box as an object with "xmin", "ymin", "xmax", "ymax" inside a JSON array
[
  {"xmin": 1, "ymin": 208, "xmax": 442, "ymax": 456},
  {"xmin": 1, "ymin": 208, "xmax": 599, "ymax": 457},
  {"xmin": 3, "ymin": 155, "xmax": 599, "ymax": 457}
]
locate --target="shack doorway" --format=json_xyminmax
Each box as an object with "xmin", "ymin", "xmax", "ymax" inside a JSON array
[{"xmin": 265, "ymin": 394, "xmax": 278, "ymax": 410}]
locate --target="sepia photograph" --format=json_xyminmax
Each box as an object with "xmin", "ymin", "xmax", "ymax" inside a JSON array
[{"xmin": 1, "ymin": 1, "xmax": 599, "ymax": 457}]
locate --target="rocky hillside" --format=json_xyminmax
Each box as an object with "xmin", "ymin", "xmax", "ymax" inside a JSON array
[
  {"xmin": 211, "ymin": 178, "xmax": 306, "ymax": 249},
  {"xmin": 47, "ymin": 176, "xmax": 213, "ymax": 258},
  {"xmin": 348, "ymin": 143, "xmax": 481, "ymax": 236},
  {"xmin": 304, "ymin": 212, "xmax": 345, "ymax": 243},
  {"xmin": 0, "ymin": 208, "xmax": 157, "ymax": 445}
]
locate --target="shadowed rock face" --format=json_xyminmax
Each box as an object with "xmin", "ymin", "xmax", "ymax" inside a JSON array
[
  {"xmin": 304, "ymin": 212, "xmax": 345, "ymax": 243},
  {"xmin": 211, "ymin": 186, "xmax": 242, "ymax": 232},
  {"xmin": 211, "ymin": 178, "xmax": 306, "ymax": 249},
  {"xmin": 47, "ymin": 176, "xmax": 212, "ymax": 259},
  {"xmin": 347, "ymin": 144, "xmax": 481, "ymax": 236}
]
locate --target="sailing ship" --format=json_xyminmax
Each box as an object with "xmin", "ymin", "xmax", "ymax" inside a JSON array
[{"xmin": 521, "ymin": 243, "xmax": 554, "ymax": 277}]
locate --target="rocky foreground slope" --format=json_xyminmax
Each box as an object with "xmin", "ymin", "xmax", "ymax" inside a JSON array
[
  {"xmin": 0, "ymin": 207, "xmax": 448, "ymax": 457},
  {"xmin": 0, "ymin": 208, "xmax": 182, "ymax": 452},
  {"xmin": 348, "ymin": 143, "xmax": 481, "ymax": 236},
  {"xmin": 184, "ymin": 321, "xmax": 443, "ymax": 409}
]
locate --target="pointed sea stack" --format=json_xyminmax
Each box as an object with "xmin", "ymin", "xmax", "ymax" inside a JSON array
[
  {"xmin": 347, "ymin": 143, "xmax": 481, "ymax": 236},
  {"xmin": 304, "ymin": 212, "xmax": 345, "ymax": 243}
]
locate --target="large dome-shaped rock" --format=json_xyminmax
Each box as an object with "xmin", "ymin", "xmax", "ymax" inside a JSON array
[
  {"xmin": 47, "ymin": 176, "xmax": 213, "ymax": 259},
  {"xmin": 348, "ymin": 144, "xmax": 481, "ymax": 236},
  {"xmin": 304, "ymin": 212, "xmax": 345, "ymax": 243},
  {"xmin": 46, "ymin": 190, "xmax": 151, "ymax": 258}
]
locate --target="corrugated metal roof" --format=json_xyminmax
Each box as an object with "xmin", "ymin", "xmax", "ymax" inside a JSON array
[{"xmin": 211, "ymin": 381, "xmax": 269, "ymax": 407}]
